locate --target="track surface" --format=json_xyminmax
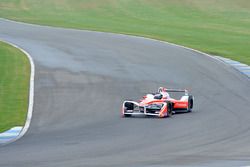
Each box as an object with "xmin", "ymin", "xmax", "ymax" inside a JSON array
[{"xmin": 0, "ymin": 19, "xmax": 250, "ymax": 167}]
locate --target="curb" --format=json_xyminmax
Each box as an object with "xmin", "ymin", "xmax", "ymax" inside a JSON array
[
  {"xmin": 0, "ymin": 126, "xmax": 23, "ymax": 144},
  {"xmin": 215, "ymin": 56, "xmax": 250, "ymax": 78},
  {"xmin": 0, "ymin": 39, "xmax": 35, "ymax": 145}
]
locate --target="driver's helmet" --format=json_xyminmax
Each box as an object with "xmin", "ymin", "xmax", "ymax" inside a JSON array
[
  {"xmin": 158, "ymin": 87, "xmax": 169, "ymax": 99},
  {"xmin": 158, "ymin": 87, "xmax": 167, "ymax": 93}
]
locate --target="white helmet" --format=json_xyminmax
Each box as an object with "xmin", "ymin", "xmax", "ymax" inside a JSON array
[
  {"xmin": 158, "ymin": 87, "xmax": 167, "ymax": 93},
  {"xmin": 158, "ymin": 87, "xmax": 169, "ymax": 98}
]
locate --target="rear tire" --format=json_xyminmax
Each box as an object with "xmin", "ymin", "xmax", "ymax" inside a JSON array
[{"xmin": 187, "ymin": 96, "xmax": 193, "ymax": 112}]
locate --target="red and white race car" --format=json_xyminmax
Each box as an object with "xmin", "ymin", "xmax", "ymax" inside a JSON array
[{"xmin": 122, "ymin": 87, "xmax": 193, "ymax": 118}]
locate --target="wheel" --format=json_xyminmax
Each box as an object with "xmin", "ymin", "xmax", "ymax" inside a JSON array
[
  {"xmin": 123, "ymin": 102, "xmax": 134, "ymax": 117},
  {"xmin": 187, "ymin": 95, "xmax": 193, "ymax": 112},
  {"xmin": 124, "ymin": 114, "xmax": 132, "ymax": 117},
  {"xmin": 159, "ymin": 102, "xmax": 172, "ymax": 118},
  {"xmin": 167, "ymin": 102, "xmax": 173, "ymax": 117},
  {"xmin": 125, "ymin": 102, "xmax": 134, "ymax": 110}
]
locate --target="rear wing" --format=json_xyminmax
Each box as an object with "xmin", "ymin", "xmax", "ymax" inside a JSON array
[
  {"xmin": 166, "ymin": 89, "xmax": 188, "ymax": 95},
  {"xmin": 159, "ymin": 87, "xmax": 189, "ymax": 95}
]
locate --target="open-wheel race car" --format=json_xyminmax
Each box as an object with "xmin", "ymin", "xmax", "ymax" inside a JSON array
[{"xmin": 122, "ymin": 87, "xmax": 193, "ymax": 118}]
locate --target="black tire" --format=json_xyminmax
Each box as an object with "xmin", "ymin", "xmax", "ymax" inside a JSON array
[
  {"xmin": 124, "ymin": 114, "xmax": 132, "ymax": 117},
  {"xmin": 125, "ymin": 102, "xmax": 134, "ymax": 110},
  {"xmin": 167, "ymin": 102, "xmax": 173, "ymax": 117},
  {"xmin": 187, "ymin": 96, "xmax": 193, "ymax": 112},
  {"xmin": 123, "ymin": 102, "xmax": 134, "ymax": 117}
]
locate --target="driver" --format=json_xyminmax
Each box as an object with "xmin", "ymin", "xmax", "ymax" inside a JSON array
[{"xmin": 158, "ymin": 87, "xmax": 170, "ymax": 99}]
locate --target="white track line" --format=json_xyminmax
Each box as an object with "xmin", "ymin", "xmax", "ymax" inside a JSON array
[{"xmin": 0, "ymin": 39, "xmax": 35, "ymax": 145}]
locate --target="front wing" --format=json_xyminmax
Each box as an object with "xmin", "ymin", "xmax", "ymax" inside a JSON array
[{"xmin": 122, "ymin": 101, "xmax": 168, "ymax": 118}]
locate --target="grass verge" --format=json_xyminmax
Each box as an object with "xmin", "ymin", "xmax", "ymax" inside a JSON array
[
  {"xmin": 0, "ymin": 41, "xmax": 30, "ymax": 133},
  {"xmin": 0, "ymin": 0, "xmax": 249, "ymax": 64}
]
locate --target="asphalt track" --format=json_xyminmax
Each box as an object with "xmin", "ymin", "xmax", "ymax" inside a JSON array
[{"xmin": 0, "ymin": 19, "xmax": 250, "ymax": 167}]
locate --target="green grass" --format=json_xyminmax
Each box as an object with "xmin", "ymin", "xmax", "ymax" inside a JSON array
[
  {"xmin": 0, "ymin": 41, "xmax": 30, "ymax": 132},
  {"xmin": 0, "ymin": 0, "xmax": 249, "ymax": 64}
]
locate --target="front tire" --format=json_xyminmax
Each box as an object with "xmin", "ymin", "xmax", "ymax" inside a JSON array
[
  {"xmin": 123, "ymin": 102, "xmax": 134, "ymax": 117},
  {"xmin": 124, "ymin": 114, "xmax": 132, "ymax": 117},
  {"xmin": 167, "ymin": 102, "xmax": 173, "ymax": 117}
]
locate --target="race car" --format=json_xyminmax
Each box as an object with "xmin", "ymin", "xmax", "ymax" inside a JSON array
[{"xmin": 122, "ymin": 87, "xmax": 193, "ymax": 118}]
